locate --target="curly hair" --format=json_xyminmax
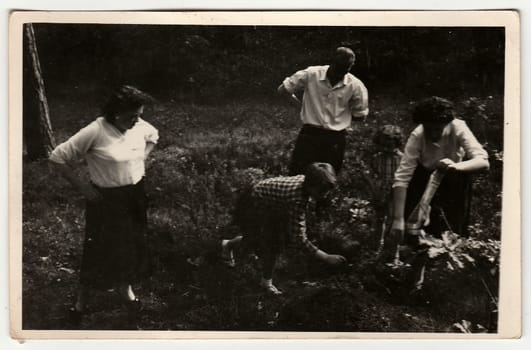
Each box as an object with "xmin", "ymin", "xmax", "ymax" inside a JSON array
[
  {"xmin": 102, "ymin": 85, "xmax": 155, "ymax": 122},
  {"xmin": 412, "ymin": 96, "xmax": 455, "ymax": 124},
  {"xmin": 373, "ymin": 124, "xmax": 404, "ymax": 150},
  {"xmin": 304, "ymin": 162, "xmax": 337, "ymax": 191}
]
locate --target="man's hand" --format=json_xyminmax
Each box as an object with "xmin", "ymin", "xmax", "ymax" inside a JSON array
[{"xmin": 289, "ymin": 93, "xmax": 302, "ymax": 106}]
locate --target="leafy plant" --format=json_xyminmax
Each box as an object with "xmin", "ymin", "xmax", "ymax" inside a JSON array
[{"xmin": 418, "ymin": 231, "xmax": 476, "ymax": 271}]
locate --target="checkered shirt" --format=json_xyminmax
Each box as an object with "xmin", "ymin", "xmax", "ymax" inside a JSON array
[
  {"xmin": 251, "ymin": 175, "xmax": 319, "ymax": 255},
  {"xmin": 370, "ymin": 149, "xmax": 403, "ymax": 193}
]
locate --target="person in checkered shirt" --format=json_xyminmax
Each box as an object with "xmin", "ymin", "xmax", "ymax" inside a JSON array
[{"xmin": 221, "ymin": 162, "xmax": 346, "ymax": 295}]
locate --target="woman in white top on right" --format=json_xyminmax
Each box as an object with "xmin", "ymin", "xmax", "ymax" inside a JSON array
[{"xmin": 390, "ymin": 96, "xmax": 490, "ymax": 247}]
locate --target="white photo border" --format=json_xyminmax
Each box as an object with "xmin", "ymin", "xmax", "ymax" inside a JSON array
[{"xmin": 8, "ymin": 10, "xmax": 521, "ymax": 340}]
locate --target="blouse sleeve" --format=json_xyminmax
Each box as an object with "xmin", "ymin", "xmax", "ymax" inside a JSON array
[
  {"xmin": 138, "ymin": 118, "xmax": 159, "ymax": 144},
  {"xmin": 49, "ymin": 120, "xmax": 100, "ymax": 164},
  {"xmin": 455, "ymin": 120, "xmax": 488, "ymax": 160},
  {"xmin": 393, "ymin": 131, "xmax": 422, "ymax": 188},
  {"xmin": 349, "ymin": 80, "xmax": 369, "ymax": 119},
  {"xmin": 282, "ymin": 68, "xmax": 309, "ymax": 94}
]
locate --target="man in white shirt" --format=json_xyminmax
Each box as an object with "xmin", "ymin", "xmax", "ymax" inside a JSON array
[{"xmin": 278, "ymin": 46, "xmax": 369, "ymax": 175}]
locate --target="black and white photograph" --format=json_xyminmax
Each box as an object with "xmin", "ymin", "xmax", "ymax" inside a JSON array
[{"xmin": 8, "ymin": 11, "xmax": 520, "ymax": 339}]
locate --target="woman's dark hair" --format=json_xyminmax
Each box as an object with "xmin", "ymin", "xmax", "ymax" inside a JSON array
[
  {"xmin": 102, "ymin": 85, "xmax": 154, "ymax": 122},
  {"xmin": 412, "ymin": 96, "xmax": 456, "ymax": 124},
  {"xmin": 304, "ymin": 162, "xmax": 337, "ymax": 190}
]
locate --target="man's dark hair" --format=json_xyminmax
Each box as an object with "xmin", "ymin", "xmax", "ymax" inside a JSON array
[{"xmin": 333, "ymin": 47, "xmax": 355, "ymax": 65}]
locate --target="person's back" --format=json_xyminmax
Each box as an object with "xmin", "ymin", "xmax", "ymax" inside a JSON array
[
  {"xmin": 221, "ymin": 163, "xmax": 346, "ymax": 295},
  {"xmin": 252, "ymin": 175, "xmax": 306, "ymax": 204}
]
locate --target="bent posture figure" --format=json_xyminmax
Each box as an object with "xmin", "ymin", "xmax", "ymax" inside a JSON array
[
  {"xmin": 390, "ymin": 96, "xmax": 489, "ymax": 291},
  {"xmin": 221, "ymin": 163, "xmax": 346, "ymax": 295}
]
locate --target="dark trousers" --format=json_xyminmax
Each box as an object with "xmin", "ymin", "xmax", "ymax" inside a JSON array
[
  {"xmin": 404, "ymin": 166, "xmax": 472, "ymax": 238},
  {"xmin": 232, "ymin": 188, "xmax": 286, "ymax": 252},
  {"xmin": 289, "ymin": 124, "xmax": 346, "ymax": 175},
  {"xmin": 402, "ymin": 166, "xmax": 472, "ymax": 289},
  {"xmin": 232, "ymin": 188, "xmax": 287, "ymax": 279}
]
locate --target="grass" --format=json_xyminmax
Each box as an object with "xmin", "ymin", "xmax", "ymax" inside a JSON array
[{"xmin": 21, "ymin": 92, "xmax": 503, "ymax": 332}]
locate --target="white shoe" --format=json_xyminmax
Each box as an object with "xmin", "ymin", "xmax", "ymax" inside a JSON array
[
  {"xmin": 221, "ymin": 240, "xmax": 235, "ymax": 267},
  {"xmin": 260, "ymin": 279, "xmax": 282, "ymax": 295}
]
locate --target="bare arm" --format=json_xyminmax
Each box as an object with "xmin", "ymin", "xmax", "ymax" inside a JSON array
[
  {"xmin": 450, "ymin": 157, "xmax": 490, "ymax": 172},
  {"xmin": 145, "ymin": 141, "xmax": 156, "ymax": 159},
  {"xmin": 277, "ymin": 83, "xmax": 302, "ymax": 107},
  {"xmin": 390, "ymin": 186, "xmax": 407, "ymax": 244},
  {"xmin": 436, "ymin": 155, "xmax": 490, "ymax": 174},
  {"xmin": 288, "ymin": 203, "xmax": 345, "ymax": 265},
  {"xmin": 391, "ymin": 132, "xmax": 420, "ymax": 236},
  {"xmin": 443, "ymin": 120, "xmax": 490, "ymax": 173}
]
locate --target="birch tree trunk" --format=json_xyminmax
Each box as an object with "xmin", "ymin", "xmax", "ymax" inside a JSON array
[{"xmin": 23, "ymin": 23, "xmax": 55, "ymax": 160}]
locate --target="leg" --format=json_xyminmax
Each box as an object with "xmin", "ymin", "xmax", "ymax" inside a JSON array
[
  {"xmin": 257, "ymin": 225, "xmax": 283, "ymax": 295},
  {"xmin": 74, "ymin": 284, "xmax": 89, "ymax": 312},
  {"xmin": 312, "ymin": 133, "xmax": 345, "ymax": 217},
  {"xmin": 408, "ymin": 244, "xmax": 429, "ymax": 292},
  {"xmin": 259, "ymin": 250, "xmax": 282, "ymax": 295},
  {"xmin": 326, "ymin": 132, "xmax": 346, "ymax": 174},
  {"xmin": 118, "ymin": 283, "xmax": 137, "ymax": 301},
  {"xmin": 289, "ymin": 131, "xmax": 319, "ymax": 176},
  {"xmin": 261, "ymin": 250, "xmax": 277, "ymax": 280},
  {"xmin": 221, "ymin": 235, "xmax": 242, "ymax": 267},
  {"xmin": 67, "ymin": 284, "xmax": 89, "ymax": 326},
  {"xmin": 374, "ymin": 207, "xmax": 387, "ymax": 257},
  {"xmin": 432, "ymin": 172, "xmax": 471, "ymax": 236},
  {"xmin": 118, "ymin": 283, "xmax": 142, "ymax": 316},
  {"xmin": 223, "ymin": 235, "xmax": 243, "ymax": 250}
]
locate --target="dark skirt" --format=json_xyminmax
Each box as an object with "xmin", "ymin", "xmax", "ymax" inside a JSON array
[
  {"xmin": 80, "ymin": 179, "xmax": 150, "ymax": 289},
  {"xmin": 404, "ymin": 166, "xmax": 471, "ymax": 238},
  {"xmin": 289, "ymin": 124, "xmax": 346, "ymax": 175}
]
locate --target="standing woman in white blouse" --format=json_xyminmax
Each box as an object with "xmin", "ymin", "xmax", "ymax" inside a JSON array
[
  {"xmin": 49, "ymin": 85, "xmax": 159, "ymax": 320},
  {"xmin": 391, "ymin": 96, "xmax": 490, "ymax": 247}
]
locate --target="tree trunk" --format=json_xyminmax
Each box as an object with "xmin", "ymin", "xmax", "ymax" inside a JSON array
[{"xmin": 23, "ymin": 23, "xmax": 55, "ymax": 160}]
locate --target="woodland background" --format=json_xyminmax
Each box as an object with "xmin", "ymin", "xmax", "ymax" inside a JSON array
[{"xmin": 22, "ymin": 24, "xmax": 504, "ymax": 332}]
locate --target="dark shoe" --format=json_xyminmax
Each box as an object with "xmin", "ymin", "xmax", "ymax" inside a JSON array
[
  {"xmin": 124, "ymin": 297, "xmax": 142, "ymax": 327},
  {"xmin": 408, "ymin": 285, "xmax": 430, "ymax": 306},
  {"xmin": 67, "ymin": 306, "xmax": 83, "ymax": 326},
  {"xmin": 125, "ymin": 297, "xmax": 142, "ymax": 313}
]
